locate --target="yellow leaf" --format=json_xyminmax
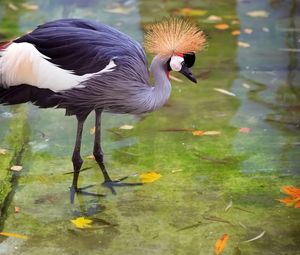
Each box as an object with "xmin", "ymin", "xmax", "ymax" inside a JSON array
[
  {"xmin": 203, "ymin": 131, "xmax": 221, "ymax": 136},
  {"xmin": 231, "ymin": 30, "xmax": 240, "ymax": 36},
  {"xmin": 86, "ymin": 155, "xmax": 95, "ymax": 160},
  {"xmin": 244, "ymin": 28, "xmax": 253, "ymax": 34},
  {"xmin": 0, "ymin": 232, "xmax": 28, "ymax": 239},
  {"xmin": 177, "ymin": 8, "xmax": 207, "ymax": 17},
  {"xmin": 21, "ymin": 3, "xmax": 39, "ymax": 11},
  {"xmin": 10, "ymin": 165, "xmax": 23, "ymax": 172},
  {"xmin": 214, "ymin": 23, "xmax": 229, "ymax": 30},
  {"xmin": 246, "ymin": 10, "xmax": 269, "ymax": 18},
  {"xmin": 0, "ymin": 148, "xmax": 7, "ymax": 155},
  {"xmin": 215, "ymin": 233, "xmax": 229, "ymax": 255},
  {"xmin": 192, "ymin": 130, "xmax": 205, "ymax": 136},
  {"xmin": 90, "ymin": 126, "xmax": 96, "ymax": 135},
  {"xmin": 8, "ymin": 3, "xmax": 19, "ymax": 11},
  {"xmin": 119, "ymin": 124, "xmax": 134, "ymax": 130},
  {"xmin": 71, "ymin": 217, "xmax": 93, "ymax": 229},
  {"xmin": 139, "ymin": 172, "xmax": 161, "ymax": 184},
  {"xmin": 237, "ymin": 41, "xmax": 250, "ymax": 48},
  {"xmin": 206, "ymin": 15, "xmax": 222, "ymax": 23}
]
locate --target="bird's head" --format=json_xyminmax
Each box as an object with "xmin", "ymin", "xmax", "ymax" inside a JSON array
[{"xmin": 144, "ymin": 17, "xmax": 206, "ymax": 84}]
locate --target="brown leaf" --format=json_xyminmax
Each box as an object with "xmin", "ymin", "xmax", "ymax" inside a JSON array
[
  {"xmin": 231, "ymin": 30, "xmax": 240, "ymax": 36},
  {"xmin": 214, "ymin": 23, "xmax": 229, "ymax": 30},
  {"xmin": 214, "ymin": 233, "xmax": 229, "ymax": 255},
  {"xmin": 239, "ymin": 127, "xmax": 251, "ymax": 133}
]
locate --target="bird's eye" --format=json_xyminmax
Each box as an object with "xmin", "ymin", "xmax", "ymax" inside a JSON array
[
  {"xmin": 170, "ymin": 55, "xmax": 184, "ymax": 72},
  {"xmin": 183, "ymin": 53, "xmax": 196, "ymax": 68}
]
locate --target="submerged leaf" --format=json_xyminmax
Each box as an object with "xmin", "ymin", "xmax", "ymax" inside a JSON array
[
  {"xmin": 225, "ymin": 200, "xmax": 233, "ymax": 212},
  {"xmin": 10, "ymin": 165, "xmax": 23, "ymax": 172},
  {"xmin": 206, "ymin": 15, "xmax": 222, "ymax": 22},
  {"xmin": 231, "ymin": 30, "xmax": 240, "ymax": 36},
  {"xmin": 192, "ymin": 130, "xmax": 205, "ymax": 136},
  {"xmin": 0, "ymin": 148, "xmax": 7, "ymax": 155},
  {"xmin": 119, "ymin": 124, "xmax": 134, "ymax": 130},
  {"xmin": 21, "ymin": 3, "xmax": 39, "ymax": 11},
  {"xmin": 0, "ymin": 232, "xmax": 28, "ymax": 239},
  {"xmin": 176, "ymin": 8, "xmax": 207, "ymax": 17},
  {"xmin": 203, "ymin": 131, "xmax": 221, "ymax": 136},
  {"xmin": 239, "ymin": 127, "xmax": 251, "ymax": 133},
  {"xmin": 214, "ymin": 233, "xmax": 229, "ymax": 255},
  {"xmin": 214, "ymin": 23, "xmax": 229, "ymax": 30},
  {"xmin": 71, "ymin": 217, "xmax": 93, "ymax": 229},
  {"xmin": 139, "ymin": 172, "xmax": 161, "ymax": 183},
  {"xmin": 281, "ymin": 186, "xmax": 300, "ymax": 198},
  {"xmin": 242, "ymin": 230, "xmax": 265, "ymax": 243},
  {"xmin": 214, "ymin": 88, "xmax": 236, "ymax": 97},
  {"xmin": 90, "ymin": 126, "xmax": 96, "ymax": 135},
  {"xmin": 238, "ymin": 41, "xmax": 251, "ymax": 48},
  {"xmin": 246, "ymin": 10, "xmax": 269, "ymax": 18}
]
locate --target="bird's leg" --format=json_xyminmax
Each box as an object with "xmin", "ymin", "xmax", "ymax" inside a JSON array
[
  {"xmin": 93, "ymin": 109, "xmax": 112, "ymax": 182},
  {"xmin": 93, "ymin": 109, "xmax": 143, "ymax": 194},
  {"xmin": 71, "ymin": 114, "xmax": 87, "ymax": 191}
]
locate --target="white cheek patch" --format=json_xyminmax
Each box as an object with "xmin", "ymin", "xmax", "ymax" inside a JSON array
[{"xmin": 170, "ymin": 55, "xmax": 184, "ymax": 71}]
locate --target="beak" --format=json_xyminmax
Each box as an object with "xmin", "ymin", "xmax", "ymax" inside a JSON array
[{"xmin": 179, "ymin": 63, "xmax": 197, "ymax": 83}]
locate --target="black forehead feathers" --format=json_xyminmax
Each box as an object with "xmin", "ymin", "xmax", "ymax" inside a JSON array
[{"xmin": 183, "ymin": 52, "xmax": 195, "ymax": 68}]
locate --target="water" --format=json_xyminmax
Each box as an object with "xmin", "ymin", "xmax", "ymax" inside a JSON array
[{"xmin": 0, "ymin": 0, "xmax": 299, "ymax": 254}]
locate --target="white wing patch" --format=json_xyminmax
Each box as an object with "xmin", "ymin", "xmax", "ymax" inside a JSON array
[{"xmin": 0, "ymin": 42, "xmax": 116, "ymax": 92}]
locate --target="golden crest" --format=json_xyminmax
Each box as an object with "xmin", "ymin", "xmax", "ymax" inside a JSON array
[{"xmin": 144, "ymin": 17, "xmax": 206, "ymax": 57}]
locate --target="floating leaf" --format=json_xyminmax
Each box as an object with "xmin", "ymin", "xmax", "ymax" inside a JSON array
[
  {"xmin": 86, "ymin": 155, "xmax": 95, "ymax": 160},
  {"xmin": 203, "ymin": 131, "xmax": 221, "ymax": 136},
  {"xmin": 244, "ymin": 28, "xmax": 253, "ymax": 34},
  {"xmin": 277, "ymin": 186, "xmax": 300, "ymax": 208},
  {"xmin": 237, "ymin": 41, "xmax": 250, "ymax": 48},
  {"xmin": 0, "ymin": 148, "xmax": 7, "ymax": 155},
  {"xmin": 14, "ymin": 207, "xmax": 20, "ymax": 213},
  {"xmin": 192, "ymin": 130, "xmax": 205, "ymax": 136},
  {"xmin": 242, "ymin": 230, "xmax": 265, "ymax": 243},
  {"xmin": 119, "ymin": 124, "xmax": 134, "ymax": 130},
  {"xmin": 139, "ymin": 171, "xmax": 161, "ymax": 184},
  {"xmin": 225, "ymin": 200, "xmax": 233, "ymax": 212},
  {"xmin": 281, "ymin": 186, "xmax": 300, "ymax": 198},
  {"xmin": 8, "ymin": 3, "xmax": 18, "ymax": 11},
  {"xmin": 0, "ymin": 232, "xmax": 28, "ymax": 239},
  {"xmin": 214, "ymin": 233, "xmax": 229, "ymax": 255},
  {"xmin": 214, "ymin": 23, "xmax": 229, "ymax": 30},
  {"xmin": 206, "ymin": 15, "xmax": 222, "ymax": 22},
  {"xmin": 239, "ymin": 127, "xmax": 251, "ymax": 133},
  {"xmin": 21, "ymin": 3, "xmax": 39, "ymax": 11},
  {"xmin": 10, "ymin": 165, "xmax": 23, "ymax": 172},
  {"xmin": 71, "ymin": 217, "xmax": 93, "ymax": 229},
  {"xmin": 176, "ymin": 8, "xmax": 207, "ymax": 17},
  {"xmin": 231, "ymin": 30, "xmax": 240, "ymax": 36},
  {"xmin": 246, "ymin": 10, "xmax": 269, "ymax": 18},
  {"xmin": 90, "ymin": 126, "xmax": 96, "ymax": 135},
  {"xmin": 105, "ymin": 4, "xmax": 134, "ymax": 15},
  {"xmin": 214, "ymin": 88, "xmax": 236, "ymax": 97}
]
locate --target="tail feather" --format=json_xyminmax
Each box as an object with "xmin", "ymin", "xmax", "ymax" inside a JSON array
[{"xmin": 0, "ymin": 85, "xmax": 59, "ymax": 108}]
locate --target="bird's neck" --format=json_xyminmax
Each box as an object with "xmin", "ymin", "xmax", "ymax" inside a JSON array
[{"xmin": 147, "ymin": 55, "xmax": 171, "ymax": 111}]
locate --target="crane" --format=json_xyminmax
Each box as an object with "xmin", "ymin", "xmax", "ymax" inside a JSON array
[{"xmin": 0, "ymin": 18, "xmax": 206, "ymax": 196}]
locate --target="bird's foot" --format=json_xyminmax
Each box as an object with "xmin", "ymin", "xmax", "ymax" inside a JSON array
[
  {"xmin": 102, "ymin": 176, "xmax": 143, "ymax": 195},
  {"xmin": 70, "ymin": 185, "xmax": 105, "ymax": 203}
]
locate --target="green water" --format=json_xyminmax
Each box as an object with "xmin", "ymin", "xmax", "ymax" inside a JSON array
[{"xmin": 0, "ymin": 0, "xmax": 299, "ymax": 254}]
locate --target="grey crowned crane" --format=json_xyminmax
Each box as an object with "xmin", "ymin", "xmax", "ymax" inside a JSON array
[{"xmin": 0, "ymin": 18, "xmax": 206, "ymax": 195}]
